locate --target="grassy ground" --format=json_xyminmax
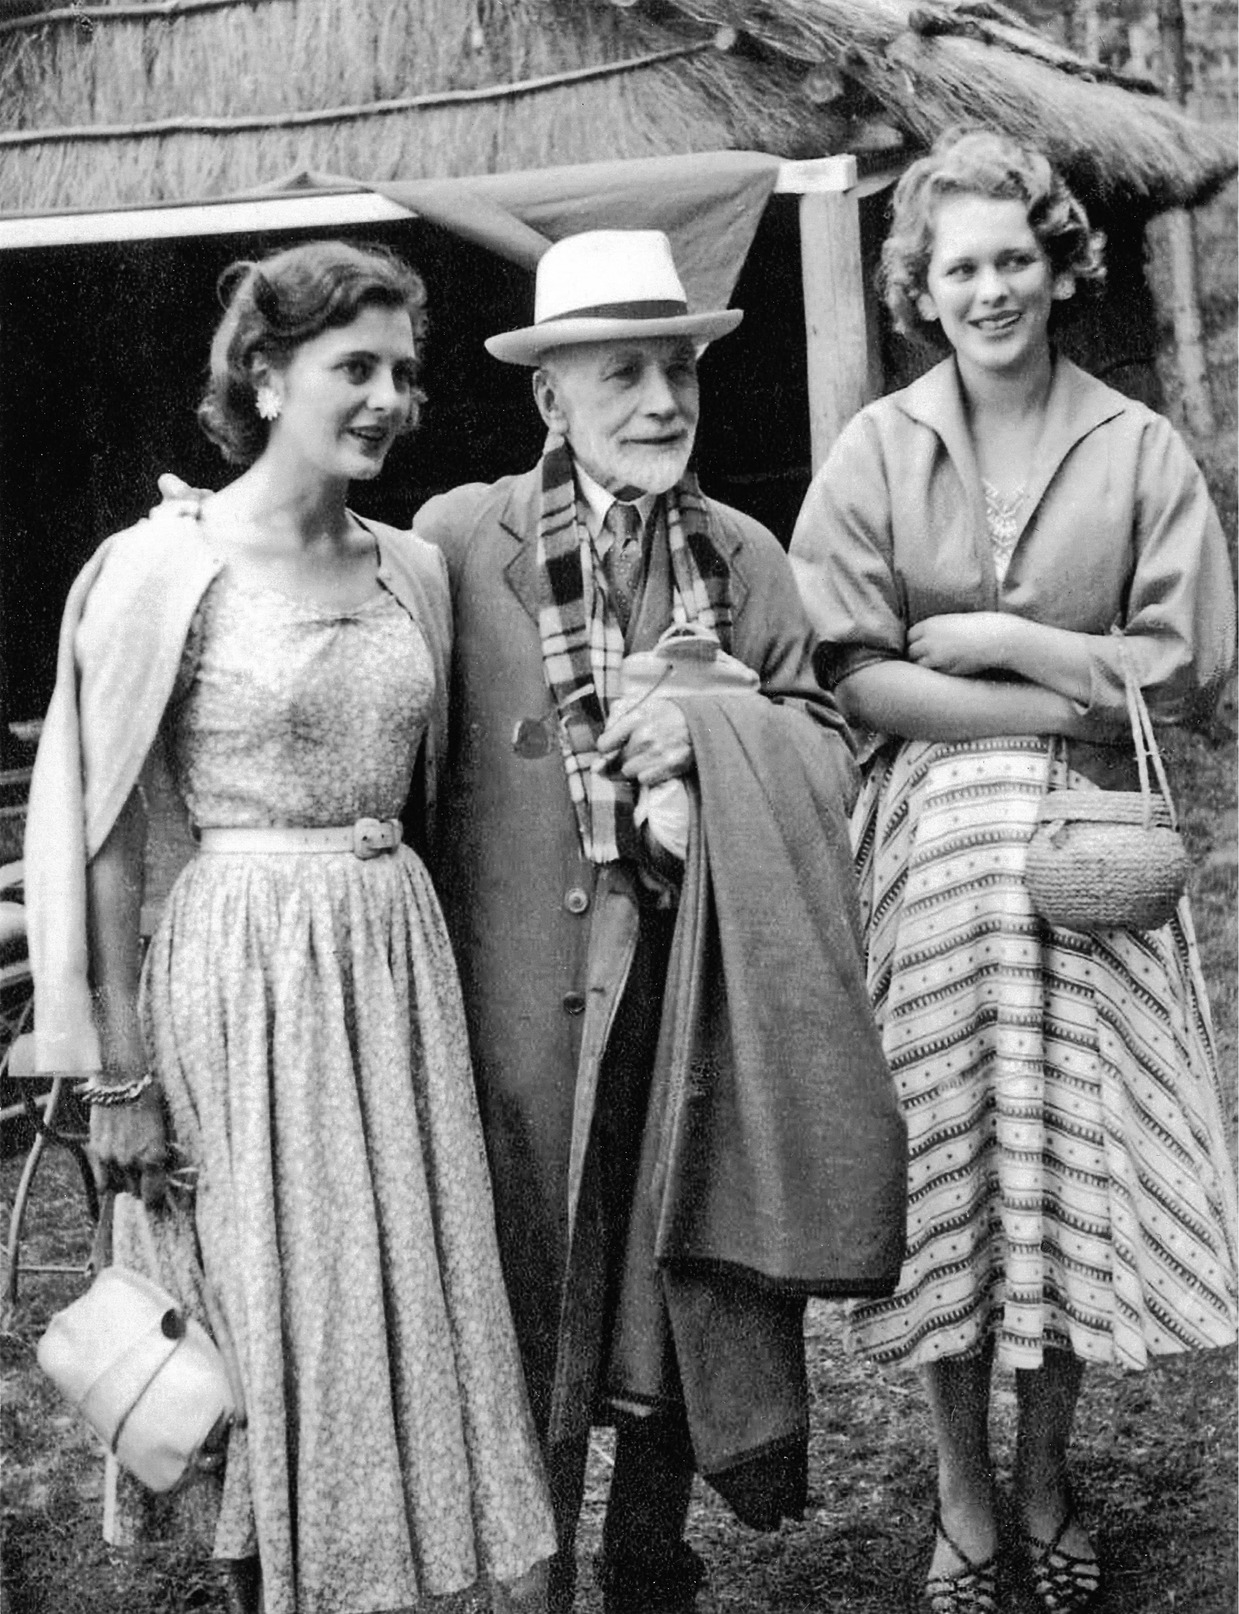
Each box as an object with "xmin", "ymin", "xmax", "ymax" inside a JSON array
[
  {"xmin": 3, "ymin": 189, "xmax": 1236, "ymax": 1614},
  {"xmin": 3, "ymin": 1109, "xmax": 1236, "ymax": 1614}
]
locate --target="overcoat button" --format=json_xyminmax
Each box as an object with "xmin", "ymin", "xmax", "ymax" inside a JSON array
[
  {"xmin": 512, "ymin": 717, "xmax": 553, "ymax": 758},
  {"xmin": 563, "ymin": 887, "xmax": 590, "ymax": 915},
  {"xmin": 562, "ymin": 991, "xmax": 586, "ymax": 1015}
]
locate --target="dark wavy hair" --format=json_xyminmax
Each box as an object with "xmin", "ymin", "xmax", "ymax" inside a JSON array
[
  {"xmin": 198, "ymin": 240, "xmax": 429, "ymax": 465},
  {"xmin": 880, "ymin": 127, "xmax": 1106, "ymax": 340}
]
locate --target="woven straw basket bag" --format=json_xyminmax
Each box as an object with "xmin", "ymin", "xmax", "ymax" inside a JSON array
[{"xmin": 1024, "ymin": 641, "xmax": 1188, "ymax": 933}]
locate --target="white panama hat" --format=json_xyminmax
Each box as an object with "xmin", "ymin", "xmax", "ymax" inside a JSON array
[{"xmin": 484, "ymin": 229, "xmax": 743, "ymax": 366}]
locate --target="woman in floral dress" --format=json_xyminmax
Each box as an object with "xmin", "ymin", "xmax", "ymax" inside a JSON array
[
  {"xmin": 791, "ymin": 131, "xmax": 1236, "ymax": 1614},
  {"xmin": 25, "ymin": 240, "xmax": 555, "ymax": 1614}
]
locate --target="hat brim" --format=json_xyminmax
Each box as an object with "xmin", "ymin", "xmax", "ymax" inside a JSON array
[{"xmin": 484, "ymin": 307, "xmax": 743, "ymax": 366}]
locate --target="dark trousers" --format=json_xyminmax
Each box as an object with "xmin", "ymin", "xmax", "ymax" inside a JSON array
[
  {"xmin": 549, "ymin": 898, "xmax": 692, "ymax": 1608},
  {"xmin": 548, "ymin": 1410, "xmax": 695, "ymax": 1611},
  {"xmin": 604, "ymin": 1410, "xmax": 696, "ymax": 1567}
]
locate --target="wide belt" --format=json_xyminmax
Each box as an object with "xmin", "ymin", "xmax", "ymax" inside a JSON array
[{"xmin": 195, "ymin": 818, "xmax": 403, "ymax": 860}]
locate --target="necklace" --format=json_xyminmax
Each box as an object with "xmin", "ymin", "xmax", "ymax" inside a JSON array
[{"xmin": 982, "ymin": 480, "xmax": 1026, "ymax": 582}]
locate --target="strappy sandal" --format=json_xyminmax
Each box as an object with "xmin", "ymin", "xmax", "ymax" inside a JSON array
[
  {"xmin": 924, "ymin": 1513, "xmax": 999, "ymax": 1614},
  {"xmin": 1026, "ymin": 1511, "xmax": 1102, "ymax": 1613}
]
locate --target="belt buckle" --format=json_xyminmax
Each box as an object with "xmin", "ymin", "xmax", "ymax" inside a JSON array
[{"xmin": 352, "ymin": 817, "xmax": 397, "ymax": 860}]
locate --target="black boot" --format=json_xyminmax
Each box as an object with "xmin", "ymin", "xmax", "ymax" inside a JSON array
[
  {"xmin": 599, "ymin": 1414, "xmax": 702, "ymax": 1613},
  {"xmin": 598, "ymin": 1541, "xmax": 706, "ymax": 1614},
  {"xmin": 547, "ymin": 1545, "xmax": 577, "ymax": 1614}
]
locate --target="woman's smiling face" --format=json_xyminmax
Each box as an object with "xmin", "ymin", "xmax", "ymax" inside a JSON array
[
  {"xmin": 916, "ymin": 195, "xmax": 1074, "ymax": 382},
  {"xmin": 263, "ymin": 303, "xmax": 419, "ymax": 481}
]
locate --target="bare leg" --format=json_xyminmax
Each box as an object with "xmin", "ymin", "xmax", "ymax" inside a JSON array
[
  {"xmin": 1014, "ymin": 1350, "xmax": 1095, "ymax": 1564},
  {"xmin": 923, "ymin": 1343, "xmax": 999, "ymax": 1582}
]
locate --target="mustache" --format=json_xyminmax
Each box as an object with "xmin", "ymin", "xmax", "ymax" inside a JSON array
[{"xmin": 621, "ymin": 437, "xmax": 692, "ymax": 454}]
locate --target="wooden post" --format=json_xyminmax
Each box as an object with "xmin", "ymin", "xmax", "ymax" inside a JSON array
[
  {"xmin": 1147, "ymin": 209, "xmax": 1218, "ymax": 436},
  {"xmin": 1150, "ymin": 0, "xmax": 1218, "ymax": 437},
  {"xmin": 776, "ymin": 155, "xmax": 873, "ymax": 472}
]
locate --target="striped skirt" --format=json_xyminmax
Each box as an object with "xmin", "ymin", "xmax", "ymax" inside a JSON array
[{"xmin": 848, "ymin": 737, "xmax": 1237, "ymax": 1372}]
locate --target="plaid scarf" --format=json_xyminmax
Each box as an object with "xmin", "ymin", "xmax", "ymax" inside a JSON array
[{"xmin": 535, "ymin": 441, "xmax": 733, "ymax": 864}]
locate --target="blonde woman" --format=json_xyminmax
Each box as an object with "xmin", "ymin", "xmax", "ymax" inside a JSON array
[{"xmin": 791, "ymin": 130, "xmax": 1236, "ymax": 1613}]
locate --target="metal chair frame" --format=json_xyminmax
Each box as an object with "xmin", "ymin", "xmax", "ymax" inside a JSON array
[{"xmin": 2, "ymin": 861, "xmax": 100, "ymax": 1306}]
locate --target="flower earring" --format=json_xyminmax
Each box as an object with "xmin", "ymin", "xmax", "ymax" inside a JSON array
[{"xmin": 255, "ymin": 383, "xmax": 282, "ymax": 422}]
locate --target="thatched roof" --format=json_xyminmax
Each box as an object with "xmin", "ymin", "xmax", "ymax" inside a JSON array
[{"xmin": 0, "ymin": 0, "xmax": 1232, "ymax": 219}]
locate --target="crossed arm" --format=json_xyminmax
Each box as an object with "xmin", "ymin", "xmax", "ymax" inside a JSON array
[{"xmin": 838, "ymin": 610, "xmax": 1092, "ymax": 742}]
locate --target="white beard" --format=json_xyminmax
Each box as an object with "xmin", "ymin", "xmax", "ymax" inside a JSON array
[{"xmin": 605, "ymin": 441, "xmax": 692, "ymax": 496}]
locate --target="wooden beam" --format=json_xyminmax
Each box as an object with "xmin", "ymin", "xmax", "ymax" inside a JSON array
[
  {"xmin": 798, "ymin": 183, "xmax": 872, "ymax": 472},
  {"xmin": 0, "ymin": 188, "xmax": 415, "ymax": 249},
  {"xmin": 773, "ymin": 155, "xmax": 858, "ymax": 195}
]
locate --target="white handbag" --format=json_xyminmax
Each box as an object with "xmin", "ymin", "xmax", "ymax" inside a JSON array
[{"xmin": 37, "ymin": 1191, "xmax": 245, "ymax": 1493}]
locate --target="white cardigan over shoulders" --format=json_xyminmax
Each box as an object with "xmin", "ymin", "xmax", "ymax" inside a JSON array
[{"xmin": 22, "ymin": 511, "xmax": 451, "ymax": 1075}]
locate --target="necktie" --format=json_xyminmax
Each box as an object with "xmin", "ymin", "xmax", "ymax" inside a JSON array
[{"xmin": 602, "ymin": 501, "xmax": 644, "ymax": 634}]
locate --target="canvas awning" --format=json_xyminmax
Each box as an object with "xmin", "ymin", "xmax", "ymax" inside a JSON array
[
  {"xmin": 2, "ymin": 149, "xmax": 794, "ymax": 306},
  {"xmin": 370, "ymin": 149, "xmax": 785, "ymax": 312},
  {"xmin": 0, "ymin": 148, "xmax": 875, "ymax": 464}
]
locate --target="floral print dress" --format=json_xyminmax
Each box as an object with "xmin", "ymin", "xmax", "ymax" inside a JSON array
[{"xmin": 110, "ymin": 572, "xmax": 555, "ymax": 1614}]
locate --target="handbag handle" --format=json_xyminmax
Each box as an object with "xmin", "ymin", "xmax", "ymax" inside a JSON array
[
  {"xmin": 1116, "ymin": 631, "xmax": 1179, "ymax": 832},
  {"xmin": 98, "ymin": 1189, "xmax": 247, "ymax": 1425},
  {"xmin": 1042, "ymin": 633, "xmax": 1178, "ymax": 832},
  {"xmin": 89, "ymin": 1188, "xmax": 117, "ymax": 1277}
]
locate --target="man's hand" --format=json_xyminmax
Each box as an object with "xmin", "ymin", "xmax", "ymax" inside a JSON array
[
  {"xmin": 906, "ymin": 612, "xmax": 1010, "ymax": 678},
  {"xmin": 90, "ymin": 1086, "xmax": 169, "ymax": 1208},
  {"xmin": 598, "ymin": 696, "xmax": 693, "ymax": 786},
  {"xmin": 150, "ymin": 472, "xmax": 209, "ymax": 523}
]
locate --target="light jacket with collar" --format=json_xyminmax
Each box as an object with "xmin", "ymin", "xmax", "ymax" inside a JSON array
[
  {"xmin": 24, "ymin": 512, "xmax": 451, "ymax": 1077},
  {"xmin": 413, "ymin": 464, "xmax": 865, "ymax": 1451},
  {"xmin": 791, "ymin": 355, "xmax": 1235, "ymax": 742}
]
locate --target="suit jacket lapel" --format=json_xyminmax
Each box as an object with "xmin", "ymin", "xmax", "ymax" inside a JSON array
[{"xmin": 499, "ymin": 469, "xmax": 545, "ymax": 625}]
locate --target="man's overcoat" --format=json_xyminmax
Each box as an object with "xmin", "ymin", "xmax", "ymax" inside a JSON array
[{"xmin": 414, "ymin": 467, "xmax": 885, "ymax": 1442}]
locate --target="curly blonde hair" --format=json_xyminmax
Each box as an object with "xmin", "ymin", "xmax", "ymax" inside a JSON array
[{"xmin": 880, "ymin": 127, "xmax": 1106, "ymax": 339}]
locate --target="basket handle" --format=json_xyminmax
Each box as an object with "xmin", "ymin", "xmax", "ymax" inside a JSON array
[
  {"xmin": 1041, "ymin": 635, "xmax": 1178, "ymax": 833},
  {"xmin": 1042, "ymin": 732, "xmax": 1062, "ymax": 794},
  {"xmin": 1115, "ymin": 631, "xmax": 1179, "ymax": 832}
]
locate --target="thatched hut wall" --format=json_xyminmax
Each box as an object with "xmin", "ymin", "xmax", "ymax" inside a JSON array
[
  {"xmin": 1, "ymin": 0, "xmax": 1233, "ymax": 217},
  {"xmin": 0, "ymin": 0, "xmax": 806, "ymax": 212}
]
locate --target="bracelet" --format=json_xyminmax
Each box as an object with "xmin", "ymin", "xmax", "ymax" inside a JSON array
[{"xmin": 77, "ymin": 1071, "xmax": 157, "ymax": 1107}]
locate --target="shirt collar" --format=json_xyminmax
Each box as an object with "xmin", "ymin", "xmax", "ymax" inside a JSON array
[{"xmin": 574, "ymin": 460, "xmax": 658, "ymax": 550}]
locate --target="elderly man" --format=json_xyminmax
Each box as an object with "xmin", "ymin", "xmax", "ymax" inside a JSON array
[{"xmin": 413, "ymin": 230, "xmax": 906, "ymax": 1614}]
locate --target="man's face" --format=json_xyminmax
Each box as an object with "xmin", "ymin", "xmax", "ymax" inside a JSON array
[{"xmin": 533, "ymin": 336, "xmax": 700, "ymax": 497}]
